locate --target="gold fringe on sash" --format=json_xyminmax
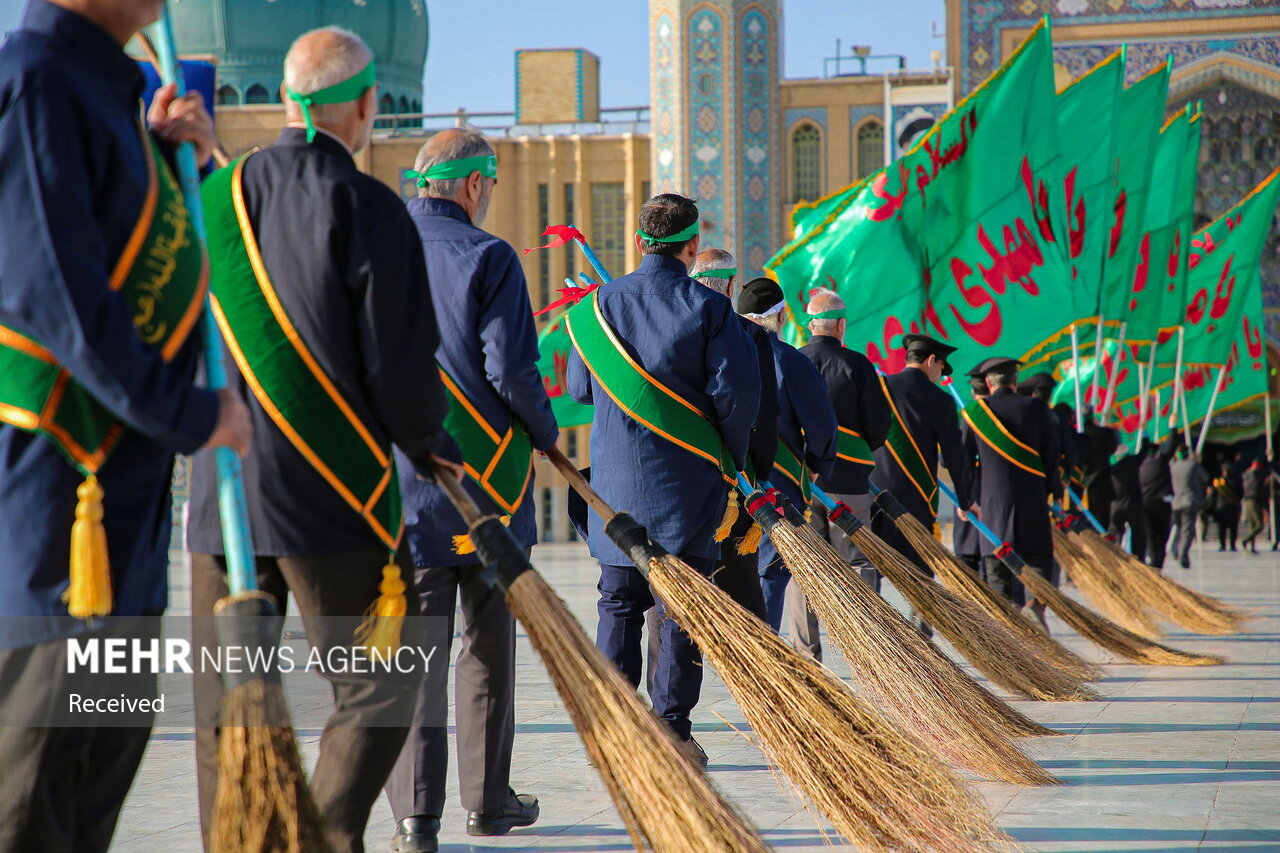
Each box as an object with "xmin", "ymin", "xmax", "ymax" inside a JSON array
[
  {"xmin": 64, "ymin": 474, "xmax": 112, "ymax": 620},
  {"xmin": 452, "ymin": 515, "xmax": 512, "ymax": 555},
  {"xmin": 714, "ymin": 489, "xmax": 739, "ymax": 542},
  {"xmin": 355, "ymin": 562, "xmax": 407, "ymax": 658},
  {"xmin": 736, "ymin": 521, "xmax": 764, "ymax": 555}
]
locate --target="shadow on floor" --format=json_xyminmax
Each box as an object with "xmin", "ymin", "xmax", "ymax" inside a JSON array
[
  {"xmin": 1008, "ymin": 827, "xmax": 1280, "ymax": 845},
  {"xmin": 1057, "ymin": 771, "xmax": 1280, "ymax": 786},
  {"xmin": 1055, "ymin": 722, "xmax": 1278, "ymax": 734},
  {"xmin": 1042, "ymin": 759, "xmax": 1280, "ymax": 771}
]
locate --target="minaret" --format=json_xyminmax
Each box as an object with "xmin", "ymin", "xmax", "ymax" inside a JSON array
[{"xmin": 649, "ymin": 0, "xmax": 781, "ymax": 277}]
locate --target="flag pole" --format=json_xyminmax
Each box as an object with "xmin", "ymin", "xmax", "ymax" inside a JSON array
[
  {"xmin": 1070, "ymin": 324, "xmax": 1085, "ymax": 431},
  {"xmin": 1195, "ymin": 364, "xmax": 1229, "ymax": 457},
  {"xmin": 1266, "ymin": 381, "xmax": 1276, "ymax": 545},
  {"xmin": 1100, "ymin": 322, "xmax": 1127, "ymax": 426},
  {"xmin": 1089, "ymin": 317, "xmax": 1106, "ymax": 413},
  {"xmin": 1176, "ymin": 326, "xmax": 1192, "ymax": 447},
  {"xmin": 1153, "ymin": 387, "xmax": 1162, "ymax": 444},
  {"xmin": 1134, "ymin": 361, "xmax": 1146, "ymax": 451},
  {"xmin": 1139, "ymin": 343, "xmax": 1158, "ymax": 437}
]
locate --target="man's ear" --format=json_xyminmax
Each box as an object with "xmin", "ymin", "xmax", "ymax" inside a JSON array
[{"xmin": 357, "ymin": 86, "xmax": 376, "ymax": 123}]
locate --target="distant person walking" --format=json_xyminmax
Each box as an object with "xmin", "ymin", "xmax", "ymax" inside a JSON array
[
  {"xmin": 1239, "ymin": 459, "xmax": 1269, "ymax": 554},
  {"xmin": 1170, "ymin": 448, "xmax": 1208, "ymax": 569}
]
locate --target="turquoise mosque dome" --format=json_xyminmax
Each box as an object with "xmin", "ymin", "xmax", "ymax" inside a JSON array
[{"xmin": 169, "ymin": 0, "xmax": 427, "ymax": 112}]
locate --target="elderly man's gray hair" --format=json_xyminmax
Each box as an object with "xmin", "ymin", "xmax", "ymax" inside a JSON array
[
  {"xmin": 689, "ymin": 248, "xmax": 736, "ymax": 297},
  {"xmin": 283, "ymin": 28, "xmax": 373, "ymax": 125},
  {"xmin": 413, "ymin": 129, "xmax": 495, "ymax": 199},
  {"xmin": 806, "ymin": 286, "xmax": 845, "ymax": 336}
]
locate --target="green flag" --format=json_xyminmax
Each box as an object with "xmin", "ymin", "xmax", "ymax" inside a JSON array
[
  {"xmin": 768, "ymin": 20, "xmax": 1073, "ymax": 376},
  {"xmin": 1099, "ymin": 61, "xmax": 1171, "ymax": 327},
  {"xmin": 536, "ymin": 312, "xmax": 593, "ymax": 428}
]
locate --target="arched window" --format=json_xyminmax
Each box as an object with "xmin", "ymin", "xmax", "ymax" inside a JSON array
[
  {"xmin": 379, "ymin": 93, "xmax": 394, "ymax": 114},
  {"xmin": 791, "ymin": 124, "xmax": 821, "ymax": 203},
  {"xmin": 855, "ymin": 120, "xmax": 884, "ymax": 179},
  {"xmin": 244, "ymin": 84, "xmax": 269, "ymax": 105},
  {"xmin": 215, "ymin": 85, "xmax": 240, "ymax": 106},
  {"xmin": 397, "ymin": 96, "xmax": 409, "ymax": 114}
]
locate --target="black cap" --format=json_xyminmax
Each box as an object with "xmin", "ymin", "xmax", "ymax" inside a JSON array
[
  {"xmin": 738, "ymin": 278, "xmax": 785, "ymax": 315},
  {"xmin": 902, "ymin": 333, "xmax": 957, "ymax": 376},
  {"xmin": 1017, "ymin": 372, "xmax": 1058, "ymax": 394},
  {"xmin": 965, "ymin": 356, "xmax": 1021, "ymax": 379}
]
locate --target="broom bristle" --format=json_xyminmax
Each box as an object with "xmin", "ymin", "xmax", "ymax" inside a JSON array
[
  {"xmin": 210, "ymin": 679, "xmax": 334, "ymax": 853},
  {"xmin": 644, "ymin": 553, "xmax": 1020, "ymax": 852},
  {"xmin": 1051, "ymin": 528, "xmax": 1165, "ymax": 637},
  {"xmin": 503, "ymin": 571, "xmax": 768, "ymax": 853},
  {"xmin": 860, "ymin": 527, "xmax": 1099, "ymax": 702},
  {"xmin": 1072, "ymin": 528, "xmax": 1249, "ymax": 635},
  {"xmin": 894, "ymin": 512, "xmax": 1103, "ymax": 682},
  {"xmin": 766, "ymin": 520, "xmax": 1060, "ymax": 785},
  {"xmin": 1017, "ymin": 568, "xmax": 1225, "ymax": 666}
]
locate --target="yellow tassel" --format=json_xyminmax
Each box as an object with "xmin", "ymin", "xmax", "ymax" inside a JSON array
[
  {"xmin": 736, "ymin": 521, "xmax": 763, "ymax": 555},
  {"xmin": 452, "ymin": 515, "xmax": 511, "ymax": 555},
  {"xmin": 354, "ymin": 562, "xmax": 407, "ymax": 658},
  {"xmin": 714, "ymin": 489, "xmax": 739, "ymax": 542},
  {"xmin": 804, "ymin": 507, "xmax": 813, "ymax": 524},
  {"xmin": 64, "ymin": 474, "xmax": 112, "ymax": 621}
]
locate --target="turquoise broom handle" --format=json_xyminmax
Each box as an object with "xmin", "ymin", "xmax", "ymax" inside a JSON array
[
  {"xmin": 569, "ymin": 224, "xmax": 613, "ymax": 283},
  {"xmin": 151, "ymin": 10, "xmax": 258, "ymax": 596}
]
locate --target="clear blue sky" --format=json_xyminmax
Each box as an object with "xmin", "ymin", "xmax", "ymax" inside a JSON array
[{"xmin": 0, "ymin": 0, "xmax": 947, "ymax": 112}]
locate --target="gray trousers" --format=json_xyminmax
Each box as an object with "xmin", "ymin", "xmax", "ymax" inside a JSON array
[
  {"xmin": 0, "ymin": 620, "xmax": 156, "ymax": 853},
  {"xmin": 385, "ymin": 562, "xmax": 517, "ymax": 819}
]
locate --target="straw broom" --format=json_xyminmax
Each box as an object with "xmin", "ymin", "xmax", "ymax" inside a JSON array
[
  {"xmin": 435, "ymin": 466, "xmax": 767, "ymax": 853},
  {"xmin": 1050, "ymin": 525, "xmax": 1165, "ymax": 637},
  {"xmin": 873, "ymin": 490, "xmax": 1102, "ymax": 682},
  {"xmin": 1065, "ymin": 520, "xmax": 1248, "ymax": 635},
  {"xmin": 812, "ymin": 487, "xmax": 1098, "ymax": 702},
  {"xmin": 548, "ymin": 452, "xmax": 1017, "ymax": 852},
  {"xmin": 147, "ymin": 14, "xmax": 330, "ymax": 850},
  {"xmin": 750, "ymin": 484, "xmax": 1059, "ymax": 784},
  {"xmin": 938, "ymin": 487, "xmax": 1226, "ymax": 667}
]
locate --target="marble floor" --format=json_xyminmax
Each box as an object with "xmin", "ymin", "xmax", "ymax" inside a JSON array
[{"xmin": 112, "ymin": 540, "xmax": 1279, "ymax": 852}]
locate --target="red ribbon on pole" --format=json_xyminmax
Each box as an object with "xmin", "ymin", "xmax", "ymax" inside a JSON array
[
  {"xmin": 523, "ymin": 224, "xmax": 585, "ymax": 255},
  {"xmin": 533, "ymin": 281, "xmax": 601, "ymax": 317}
]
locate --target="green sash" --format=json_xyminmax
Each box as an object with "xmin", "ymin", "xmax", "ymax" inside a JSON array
[
  {"xmin": 565, "ymin": 290, "xmax": 736, "ymax": 482},
  {"xmin": 773, "ymin": 439, "xmax": 812, "ymax": 501},
  {"xmin": 836, "ymin": 426, "xmax": 874, "ymax": 467},
  {"xmin": 0, "ymin": 124, "xmax": 208, "ymax": 473},
  {"xmin": 439, "ymin": 366, "xmax": 534, "ymax": 514},
  {"xmin": 203, "ymin": 156, "xmax": 401, "ymax": 550},
  {"xmin": 961, "ymin": 399, "xmax": 1046, "ymax": 478},
  {"xmin": 878, "ymin": 374, "xmax": 939, "ymax": 513}
]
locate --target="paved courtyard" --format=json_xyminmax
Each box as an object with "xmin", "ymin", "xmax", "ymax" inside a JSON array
[{"xmin": 113, "ymin": 540, "xmax": 1278, "ymax": 852}]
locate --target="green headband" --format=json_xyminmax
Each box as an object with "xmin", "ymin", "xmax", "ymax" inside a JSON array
[
  {"xmin": 806, "ymin": 309, "xmax": 846, "ymax": 321},
  {"xmin": 286, "ymin": 59, "xmax": 377, "ymax": 143},
  {"xmin": 404, "ymin": 154, "xmax": 498, "ymax": 187},
  {"xmin": 691, "ymin": 267, "xmax": 737, "ymax": 280},
  {"xmin": 636, "ymin": 220, "xmax": 700, "ymax": 245}
]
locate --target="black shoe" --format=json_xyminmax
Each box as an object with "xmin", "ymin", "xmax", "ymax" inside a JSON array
[
  {"xmin": 467, "ymin": 789, "xmax": 540, "ymax": 836},
  {"xmin": 390, "ymin": 815, "xmax": 439, "ymax": 853},
  {"xmin": 681, "ymin": 736, "xmax": 709, "ymax": 768},
  {"xmin": 1180, "ymin": 558, "xmax": 1192, "ymax": 569}
]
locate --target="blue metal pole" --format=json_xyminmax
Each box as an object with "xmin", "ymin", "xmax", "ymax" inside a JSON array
[
  {"xmin": 1065, "ymin": 485, "xmax": 1107, "ymax": 534},
  {"xmin": 569, "ymin": 224, "xmax": 613, "ymax": 283},
  {"xmin": 937, "ymin": 480, "xmax": 1006, "ymax": 550},
  {"xmin": 151, "ymin": 10, "xmax": 258, "ymax": 597}
]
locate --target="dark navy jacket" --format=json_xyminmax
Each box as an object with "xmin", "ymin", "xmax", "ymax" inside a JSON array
[
  {"xmin": 741, "ymin": 319, "xmax": 779, "ymax": 478},
  {"xmin": 870, "ymin": 367, "xmax": 974, "ymax": 526},
  {"xmin": 799, "ymin": 334, "xmax": 890, "ymax": 495},
  {"xmin": 764, "ymin": 331, "xmax": 838, "ymax": 509},
  {"xmin": 188, "ymin": 130, "xmax": 459, "ymax": 556},
  {"xmin": 961, "ymin": 387, "xmax": 1061, "ymax": 557},
  {"xmin": 398, "ymin": 197, "xmax": 558, "ymax": 566},
  {"xmin": 0, "ymin": 1, "xmax": 218, "ymax": 649},
  {"xmin": 566, "ymin": 254, "xmax": 759, "ymax": 565}
]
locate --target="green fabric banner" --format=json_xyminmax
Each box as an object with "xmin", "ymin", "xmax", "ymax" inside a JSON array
[{"xmin": 537, "ymin": 311, "xmax": 594, "ymax": 428}]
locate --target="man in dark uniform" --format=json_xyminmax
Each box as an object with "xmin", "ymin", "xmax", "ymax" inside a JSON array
[
  {"xmin": 1082, "ymin": 409, "xmax": 1120, "ymax": 529},
  {"xmin": 188, "ymin": 28, "xmax": 464, "ymax": 853},
  {"xmin": 0, "ymin": 3, "xmax": 252, "ymax": 851},
  {"xmin": 1140, "ymin": 436, "xmax": 1180, "ymax": 568},
  {"xmin": 644, "ymin": 247, "xmax": 777, "ymax": 693},
  {"xmin": 797, "ymin": 287, "xmax": 889, "ymax": 660},
  {"xmin": 870, "ymin": 334, "xmax": 978, "ymax": 634},
  {"xmin": 739, "ymin": 279, "xmax": 838, "ymax": 634},
  {"xmin": 566, "ymin": 195, "xmax": 759, "ymax": 764},
  {"xmin": 1109, "ymin": 443, "xmax": 1147, "ymax": 557},
  {"xmin": 953, "ymin": 376, "xmax": 990, "ymax": 576},
  {"xmin": 960, "ymin": 358, "xmax": 1061, "ymax": 627},
  {"xmin": 1018, "ymin": 372, "xmax": 1076, "ymax": 500},
  {"xmin": 383, "ymin": 128, "xmax": 554, "ymax": 852}
]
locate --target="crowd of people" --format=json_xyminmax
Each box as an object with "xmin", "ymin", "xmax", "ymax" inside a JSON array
[{"xmin": 0, "ymin": 4, "xmax": 1272, "ymax": 853}]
